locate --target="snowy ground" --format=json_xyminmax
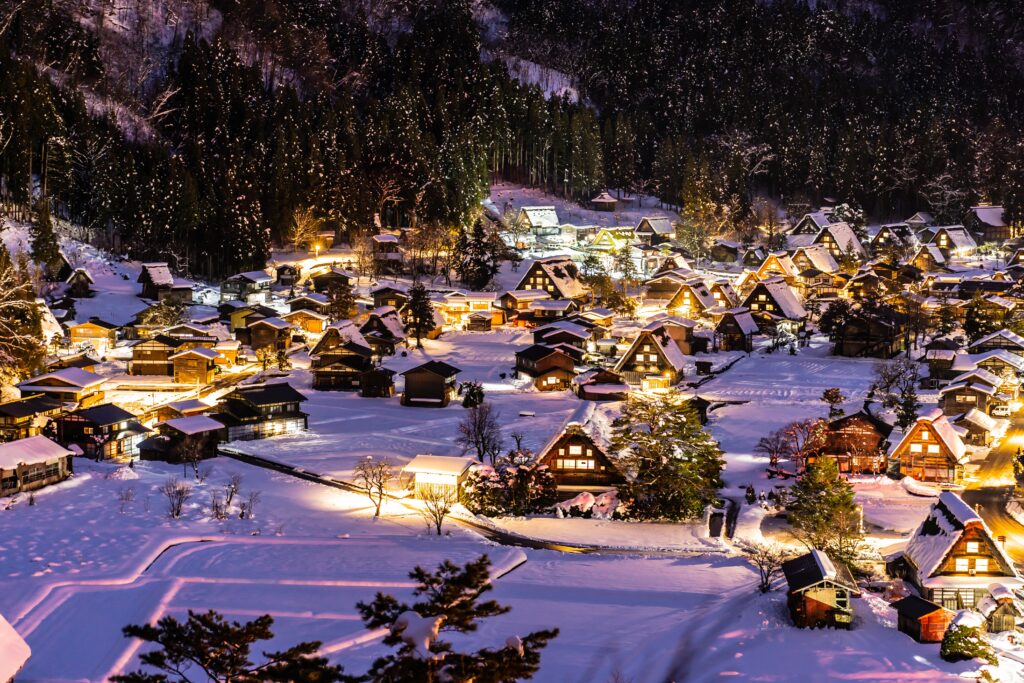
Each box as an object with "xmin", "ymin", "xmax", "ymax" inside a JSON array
[{"xmin": 488, "ymin": 181, "xmax": 680, "ymax": 230}]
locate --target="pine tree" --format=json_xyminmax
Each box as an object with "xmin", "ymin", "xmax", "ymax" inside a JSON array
[
  {"xmin": 610, "ymin": 395, "xmax": 724, "ymax": 521},
  {"xmin": 356, "ymin": 555, "xmax": 558, "ymax": 682},
  {"xmin": 325, "ymin": 280, "xmax": 356, "ymax": 321},
  {"xmin": 786, "ymin": 458, "xmax": 863, "ymax": 566},
  {"xmin": 111, "ymin": 610, "xmax": 350, "ymax": 682},
  {"xmin": 30, "ymin": 198, "xmax": 62, "ymax": 279},
  {"xmin": 455, "ymin": 219, "xmax": 503, "ymax": 290},
  {"xmin": 940, "ymin": 622, "xmax": 997, "ymax": 665},
  {"xmin": 405, "ymin": 283, "xmax": 435, "ymax": 349}
]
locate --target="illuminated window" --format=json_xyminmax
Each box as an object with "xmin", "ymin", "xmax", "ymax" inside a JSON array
[
  {"xmin": 966, "ymin": 541, "xmax": 980, "ymax": 554},
  {"xmin": 910, "ymin": 443, "xmax": 923, "ymax": 453},
  {"xmin": 927, "ymin": 444, "xmax": 940, "ymax": 454},
  {"xmin": 975, "ymin": 558, "xmax": 989, "ymax": 572},
  {"xmin": 569, "ymin": 445, "xmax": 583, "ymax": 456},
  {"xmin": 955, "ymin": 558, "xmax": 969, "ymax": 572},
  {"xmin": 920, "ymin": 429, "xmax": 931, "ymax": 440}
]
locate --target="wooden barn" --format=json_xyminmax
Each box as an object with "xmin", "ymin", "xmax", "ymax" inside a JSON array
[
  {"xmin": 215, "ymin": 383, "xmax": 308, "ymax": 441},
  {"xmin": 401, "ymin": 361, "xmax": 461, "ymax": 407},
  {"xmin": 515, "ymin": 344, "xmax": 576, "ymax": 391},
  {"xmin": 782, "ymin": 550, "xmax": 860, "ymax": 629},
  {"xmin": 978, "ymin": 583, "xmax": 1024, "ymax": 633},
  {"xmin": 891, "ymin": 595, "xmax": 952, "ymax": 643},
  {"xmin": 536, "ymin": 421, "xmax": 625, "ymax": 491}
]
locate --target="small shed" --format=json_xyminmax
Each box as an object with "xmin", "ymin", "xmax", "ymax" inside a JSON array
[
  {"xmin": 360, "ymin": 367, "xmax": 397, "ymax": 398},
  {"xmin": 466, "ymin": 311, "xmax": 493, "ymax": 332},
  {"xmin": 403, "ymin": 454, "xmax": 475, "ymax": 497},
  {"xmin": 591, "ymin": 191, "xmax": 618, "ymax": 212},
  {"xmin": 400, "ymin": 361, "xmax": 461, "ymax": 407},
  {"xmin": 782, "ymin": 550, "xmax": 860, "ymax": 629},
  {"xmin": 66, "ymin": 267, "xmax": 94, "ymax": 297},
  {"xmin": 978, "ymin": 583, "xmax": 1024, "ymax": 633},
  {"xmin": 891, "ymin": 595, "xmax": 953, "ymax": 643}
]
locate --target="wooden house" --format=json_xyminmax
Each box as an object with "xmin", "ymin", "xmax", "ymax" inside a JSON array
[
  {"xmin": 68, "ymin": 317, "xmax": 118, "ymax": 354},
  {"xmin": 514, "ymin": 256, "xmax": 590, "ymax": 304},
  {"xmin": 220, "ymin": 270, "xmax": 273, "ymax": 304},
  {"xmin": 832, "ymin": 308, "xmax": 908, "ymax": 358},
  {"xmin": 978, "ymin": 584, "xmax": 1024, "ymax": 633},
  {"xmin": 613, "ymin": 319, "xmax": 697, "ymax": 387},
  {"xmin": 870, "ymin": 223, "xmax": 919, "ymax": 256},
  {"xmin": 138, "ymin": 263, "xmax": 192, "ymax": 303},
  {"xmin": 155, "ymin": 398, "xmax": 212, "ymax": 423},
  {"xmin": 65, "ymin": 268, "xmax": 94, "ymax": 297},
  {"xmin": 969, "ymin": 329, "xmax": 1024, "ymax": 357},
  {"xmin": 515, "ymin": 344, "xmax": 576, "ymax": 391},
  {"xmin": 756, "ymin": 252, "xmax": 801, "ymax": 284},
  {"xmin": 813, "ymin": 223, "xmax": 866, "ymax": 259},
  {"xmin": 16, "ymin": 368, "xmax": 105, "ymax": 406},
  {"xmin": 939, "ymin": 369, "xmax": 999, "ymax": 416},
  {"xmin": 215, "ymin": 383, "xmax": 308, "ymax": 441},
  {"xmin": 54, "ymin": 403, "xmax": 147, "ymax": 460},
  {"xmin": 886, "ymin": 492, "xmax": 1022, "ymax": 609},
  {"xmin": 138, "ymin": 415, "xmax": 226, "ymax": 463},
  {"xmin": 245, "ymin": 317, "xmax": 293, "ymax": 352},
  {"xmin": 536, "ymin": 422, "xmax": 625, "ymax": 491},
  {"xmin": 590, "ymin": 191, "xmax": 618, "ymax": 212},
  {"xmin": 965, "ymin": 205, "xmax": 1013, "ymax": 243},
  {"xmin": 813, "ymin": 410, "xmax": 894, "ymax": 474},
  {"xmin": 0, "ymin": 394, "xmax": 62, "ymax": 442},
  {"xmin": 371, "ymin": 234, "xmax": 404, "ymax": 272},
  {"xmin": 170, "ymin": 347, "xmax": 219, "ymax": 385},
  {"xmin": 572, "ymin": 369, "xmax": 629, "ymax": 401},
  {"xmin": 282, "ymin": 308, "xmax": 329, "ymax": 335},
  {"xmin": 466, "ymin": 311, "xmax": 494, "ymax": 332},
  {"xmin": 287, "ymin": 292, "xmax": 330, "ymax": 315},
  {"xmin": 791, "ymin": 210, "xmax": 840, "ymax": 235},
  {"xmin": 534, "ymin": 321, "xmax": 592, "ymax": 350},
  {"xmin": 310, "ymin": 266, "xmax": 357, "ymax": 293},
  {"xmin": 954, "ymin": 408, "xmax": 998, "ymax": 447},
  {"xmin": 590, "ymin": 226, "xmax": 636, "ymax": 254},
  {"xmin": 499, "ymin": 289, "xmax": 552, "ymax": 322},
  {"xmin": 436, "ymin": 291, "xmax": 501, "ymax": 327},
  {"xmin": 403, "ymin": 454, "xmax": 476, "ymax": 498},
  {"xmin": 358, "ymin": 367, "xmax": 397, "ymax": 398},
  {"xmin": 372, "ymin": 285, "xmax": 410, "ymax": 310},
  {"xmin": 46, "ymin": 353, "xmax": 98, "ymax": 373},
  {"xmin": 906, "ymin": 211, "xmax": 936, "ymax": 233},
  {"xmin": 633, "ymin": 217, "xmax": 675, "ymax": 245},
  {"xmin": 715, "ymin": 307, "xmax": 758, "ymax": 352},
  {"xmin": 360, "ymin": 306, "xmax": 407, "ymax": 356},
  {"xmin": 742, "ymin": 278, "xmax": 807, "ymax": 334},
  {"xmin": 0, "ymin": 435, "xmax": 74, "ymax": 496},
  {"xmin": 909, "ymin": 245, "xmax": 948, "ymax": 273},
  {"xmin": 782, "ymin": 550, "xmax": 860, "ymax": 629},
  {"xmin": 275, "ymin": 263, "xmax": 300, "ymax": 287},
  {"xmin": 214, "ymin": 339, "xmax": 240, "ymax": 367},
  {"xmin": 667, "ymin": 278, "xmax": 719, "ymax": 319},
  {"xmin": 128, "ymin": 335, "xmax": 181, "ymax": 376},
  {"xmin": 891, "ymin": 595, "xmax": 953, "ymax": 643},
  {"xmin": 922, "ymin": 226, "xmax": 977, "ymax": 259},
  {"xmin": 515, "ymin": 206, "xmax": 560, "ymax": 238},
  {"xmin": 310, "ymin": 323, "xmax": 376, "ymax": 391},
  {"xmin": 709, "ymin": 240, "xmax": 741, "ymax": 263},
  {"xmin": 742, "ymin": 247, "xmax": 766, "ymax": 268},
  {"xmin": 400, "ymin": 361, "xmax": 461, "ymax": 407},
  {"xmin": 890, "ymin": 409, "xmax": 968, "ymax": 484}
]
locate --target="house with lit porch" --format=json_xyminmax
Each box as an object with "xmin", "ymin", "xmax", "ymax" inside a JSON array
[{"xmin": 889, "ymin": 409, "xmax": 968, "ymax": 484}]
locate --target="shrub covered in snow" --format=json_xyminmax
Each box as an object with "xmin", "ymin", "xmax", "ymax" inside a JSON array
[
  {"xmin": 940, "ymin": 616, "xmax": 997, "ymax": 665},
  {"xmin": 554, "ymin": 490, "xmax": 620, "ymax": 519},
  {"xmin": 461, "ymin": 462, "xmax": 556, "ymax": 517}
]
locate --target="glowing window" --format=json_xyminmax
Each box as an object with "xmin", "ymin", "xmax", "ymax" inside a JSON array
[
  {"xmin": 975, "ymin": 558, "xmax": 989, "ymax": 572},
  {"xmin": 955, "ymin": 558, "xmax": 969, "ymax": 572},
  {"xmin": 966, "ymin": 541, "xmax": 980, "ymax": 554}
]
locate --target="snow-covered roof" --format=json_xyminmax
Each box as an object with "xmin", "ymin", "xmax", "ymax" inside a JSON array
[
  {"xmin": 591, "ymin": 191, "xmax": 617, "ymax": 203},
  {"xmin": 249, "ymin": 316, "xmax": 292, "ymax": 330},
  {"xmin": 893, "ymin": 409, "xmax": 966, "ymax": 463},
  {"xmin": 720, "ymin": 307, "xmax": 759, "ymax": 335},
  {"xmin": 915, "ymin": 245, "xmax": 947, "ymax": 265},
  {"xmin": 939, "ymin": 380, "xmax": 997, "ymax": 397},
  {"xmin": 532, "ymin": 257, "xmax": 588, "ymax": 299},
  {"xmin": 905, "ymin": 491, "xmax": 1015, "ymax": 589},
  {"xmin": 403, "ymin": 454, "xmax": 476, "ymax": 476},
  {"xmin": 818, "ymin": 222, "xmax": 865, "ymax": 256},
  {"xmin": 502, "ymin": 289, "xmax": 552, "ymax": 302},
  {"xmin": 367, "ymin": 307, "xmax": 407, "ymax": 339},
  {"xmin": 636, "ymin": 217, "xmax": 674, "ymax": 235},
  {"xmin": 372, "ymin": 233, "xmax": 399, "ymax": 243},
  {"xmin": 928, "ymin": 226, "xmax": 978, "ymax": 251},
  {"xmin": 230, "ymin": 270, "xmax": 273, "ymax": 284},
  {"xmin": 519, "ymin": 206, "xmax": 560, "ymax": 229},
  {"xmin": 17, "ymin": 367, "xmax": 104, "ymax": 390},
  {"xmin": 169, "ymin": 346, "xmax": 220, "ymax": 361},
  {"xmin": 906, "ymin": 211, "xmax": 934, "ymax": 225},
  {"xmin": 530, "ymin": 299, "xmax": 574, "ymax": 311},
  {"xmin": 536, "ymin": 320, "xmax": 590, "ymax": 340},
  {"xmin": 283, "ymin": 308, "xmax": 329, "ymax": 321},
  {"xmin": 329, "ymin": 320, "xmax": 370, "ymax": 349},
  {"xmin": 956, "ymin": 408, "xmax": 997, "ymax": 433},
  {"xmin": 757, "ymin": 278, "xmax": 807, "ymax": 319},
  {"xmin": 970, "ymin": 205, "xmax": 1006, "ymax": 228},
  {"xmin": 0, "ymin": 435, "xmax": 73, "ymax": 469},
  {"xmin": 949, "ymin": 367, "xmax": 1001, "ymax": 388},
  {"xmin": 166, "ymin": 398, "xmax": 211, "ymax": 414},
  {"xmin": 160, "ymin": 415, "xmax": 225, "ymax": 435},
  {"xmin": 969, "ymin": 349, "xmax": 1024, "ymax": 371},
  {"xmin": 0, "ymin": 613, "xmax": 30, "ymax": 683},
  {"xmin": 970, "ymin": 329, "xmax": 1024, "ymax": 351},
  {"xmin": 758, "ymin": 252, "xmax": 800, "ymax": 279},
  {"xmin": 140, "ymin": 262, "xmax": 174, "ymax": 286},
  {"xmin": 794, "ymin": 245, "xmax": 839, "ymax": 273},
  {"xmin": 66, "ymin": 267, "xmax": 94, "ymax": 284}
]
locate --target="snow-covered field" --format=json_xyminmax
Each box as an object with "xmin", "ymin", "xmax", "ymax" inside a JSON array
[{"xmin": 488, "ymin": 181, "xmax": 680, "ymax": 231}]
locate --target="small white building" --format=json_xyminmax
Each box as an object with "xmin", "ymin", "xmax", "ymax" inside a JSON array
[{"xmin": 403, "ymin": 454, "xmax": 476, "ymax": 497}]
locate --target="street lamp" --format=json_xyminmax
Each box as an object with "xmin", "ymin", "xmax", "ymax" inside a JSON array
[{"xmin": 315, "ymin": 243, "xmax": 321, "ymax": 259}]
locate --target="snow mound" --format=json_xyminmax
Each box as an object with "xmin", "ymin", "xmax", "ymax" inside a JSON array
[
  {"xmin": 105, "ymin": 466, "xmax": 139, "ymax": 481},
  {"xmin": 393, "ymin": 611, "xmax": 442, "ymax": 659},
  {"xmin": 900, "ymin": 476, "xmax": 940, "ymax": 497}
]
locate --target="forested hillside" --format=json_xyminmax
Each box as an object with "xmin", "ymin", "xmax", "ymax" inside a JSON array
[{"xmin": 1, "ymin": 0, "xmax": 1023, "ymax": 279}]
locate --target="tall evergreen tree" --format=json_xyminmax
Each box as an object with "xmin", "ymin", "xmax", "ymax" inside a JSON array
[
  {"xmin": 786, "ymin": 458, "xmax": 863, "ymax": 566},
  {"xmin": 405, "ymin": 283, "xmax": 435, "ymax": 349},
  {"xmin": 30, "ymin": 198, "xmax": 62, "ymax": 278}
]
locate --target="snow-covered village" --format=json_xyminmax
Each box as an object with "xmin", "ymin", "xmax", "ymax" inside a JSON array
[{"xmin": 3, "ymin": 1, "xmax": 1024, "ymax": 682}]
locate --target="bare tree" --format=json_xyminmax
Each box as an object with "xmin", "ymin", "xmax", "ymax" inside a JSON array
[
  {"xmin": 240, "ymin": 490, "xmax": 262, "ymax": 520},
  {"xmin": 754, "ymin": 429, "xmax": 791, "ymax": 471},
  {"xmin": 456, "ymin": 403, "xmax": 504, "ymax": 464},
  {"xmin": 210, "ymin": 491, "xmax": 227, "ymax": 520},
  {"xmin": 354, "ymin": 456, "xmax": 394, "ymax": 518},
  {"xmin": 742, "ymin": 542, "xmax": 790, "ymax": 593},
  {"xmin": 286, "ymin": 207, "xmax": 321, "ymax": 252},
  {"xmin": 175, "ymin": 435, "xmax": 208, "ymax": 480},
  {"xmin": 225, "ymin": 474, "xmax": 243, "ymax": 509},
  {"xmin": 117, "ymin": 485, "xmax": 135, "ymax": 514},
  {"xmin": 419, "ymin": 484, "xmax": 457, "ymax": 535},
  {"xmin": 780, "ymin": 419, "xmax": 827, "ymax": 473},
  {"xmin": 160, "ymin": 478, "xmax": 192, "ymax": 519}
]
